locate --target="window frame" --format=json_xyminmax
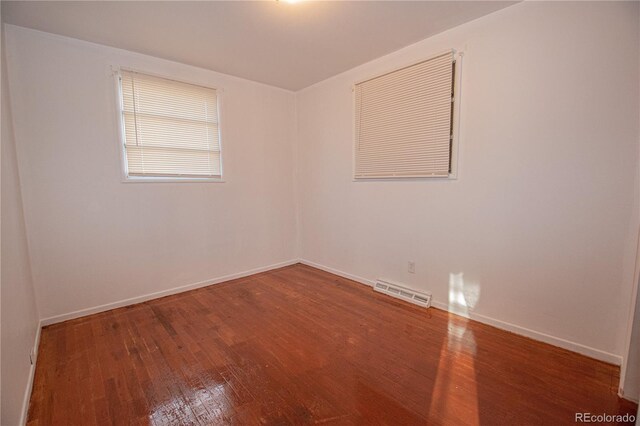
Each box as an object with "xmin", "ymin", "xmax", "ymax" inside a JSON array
[
  {"xmin": 113, "ymin": 66, "xmax": 225, "ymax": 183},
  {"xmin": 351, "ymin": 50, "xmax": 463, "ymax": 181}
]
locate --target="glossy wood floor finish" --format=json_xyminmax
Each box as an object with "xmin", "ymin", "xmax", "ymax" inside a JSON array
[{"xmin": 28, "ymin": 264, "xmax": 636, "ymax": 425}]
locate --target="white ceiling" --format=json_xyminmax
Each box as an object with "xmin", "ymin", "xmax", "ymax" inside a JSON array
[{"xmin": 1, "ymin": 1, "xmax": 516, "ymax": 91}]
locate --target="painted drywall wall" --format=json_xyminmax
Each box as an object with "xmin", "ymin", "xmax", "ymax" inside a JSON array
[
  {"xmin": 296, "ymin": 1, "xmax": 640, "ymax": 360},
  {"xmin": 4, "ymin": 25, "xmax": 298, "ymax": 320},
  {"xmin": 623, "ymin": 15, "xmax": 640, "ymax": 396},
  {"xmin": 1, "ymin": 28, "xmax": 40, "ymax": 426}
]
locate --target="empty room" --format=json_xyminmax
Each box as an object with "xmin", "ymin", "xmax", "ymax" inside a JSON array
[{"xmin": 1, "ymin": 1, "xmax": 640, "ymax": 425}]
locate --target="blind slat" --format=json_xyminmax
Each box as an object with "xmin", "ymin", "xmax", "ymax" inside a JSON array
[
  {"xmin": 120, "ymin": 70, "xmax": 221, "ymax": 178},
  {"xmin": 355, "ymin": 52, "xmax": 454, "ymax": 179}
]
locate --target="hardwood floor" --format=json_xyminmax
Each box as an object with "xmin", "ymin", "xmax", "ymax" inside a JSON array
[{"xmin": 27, "ymin": 264, "xmax": 636, "ymax": 425}]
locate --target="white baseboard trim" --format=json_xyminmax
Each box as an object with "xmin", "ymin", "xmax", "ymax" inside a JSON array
[
  {"xmin": 19, "ymin": 320, "xmax": 42, "ymax": 426},
  {"xmin": 299, "ymin": 259, "xmax": 376, "ymax": 287},
  {"xmin": 619, "ymin": 390, "xmax": 639, "ymax": 403},
  {"xmin": 299, "ymin": 258, "xmax": 622, "ymax": 366},
  {"xmin": 429, "ymin": 300, "xmax": 622, "ymax": 365},
  {"xmin": 40, "ymin": 259, "xmax": 299, "ymax": 326}
]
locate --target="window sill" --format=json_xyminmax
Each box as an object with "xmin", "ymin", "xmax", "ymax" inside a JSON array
[
  {"xmin": 352, "ymin": 174, "xmax": 457, "ymax": 182},
  {"xmin": 122, "ymin": 176, "xmax": 225, "ymax": 183}
]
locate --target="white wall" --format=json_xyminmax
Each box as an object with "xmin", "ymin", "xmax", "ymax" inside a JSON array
[
  {"xmin": 296, "ymin": 1, "xmax": 640, "ymax": 361},
  {"xmin": 1, "ymin": 27, "xmax": 40, "ymax": 426},
  {"xmin": 624, "ymin": 20, "xmax": 640, "ymax": 391},
  {"xmin": 4, "ymin": 25, "xmax": 298, "ymax": 321}
]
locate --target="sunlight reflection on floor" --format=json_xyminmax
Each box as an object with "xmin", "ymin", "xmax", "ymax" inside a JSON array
[
  {"xmin": 150, "ymin": 380, "xmax": 231, "ymax": 424},
  {"xmin": 427, "ymin": 273, "xmax": 482, "ymax": 423}
]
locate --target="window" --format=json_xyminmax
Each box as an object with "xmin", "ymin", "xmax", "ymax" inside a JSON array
[
  {"xmin": 117, "ymin": 70, "xmax": 222, "ymax": 180},
  {"xmin": 354, "ymin": 51, "xmax": 456, "ymax": 179}
]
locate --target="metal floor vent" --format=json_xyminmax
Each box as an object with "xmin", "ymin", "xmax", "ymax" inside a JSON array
[{"xmin": 374, "ymin": 279, "xmax": 432, "ymax": 308}]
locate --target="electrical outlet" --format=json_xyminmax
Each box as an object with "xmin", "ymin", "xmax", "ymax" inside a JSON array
[{"xmin": 408, "ymin": 261, "xmax": 415, "ymax": 274}]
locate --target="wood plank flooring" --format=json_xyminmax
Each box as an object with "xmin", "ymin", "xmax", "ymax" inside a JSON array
[{"xmin": 27, "ymin": 264, "xmax": 637, "ymax": 425}]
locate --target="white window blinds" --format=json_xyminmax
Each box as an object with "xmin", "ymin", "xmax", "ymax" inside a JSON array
[
  {"xmin": 354, "ymin": 51, "xmax": 454, "ymax": 178},
  {"xmin": 119, "ymin": 70, "xmax": 221, "ymax": 179}
]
